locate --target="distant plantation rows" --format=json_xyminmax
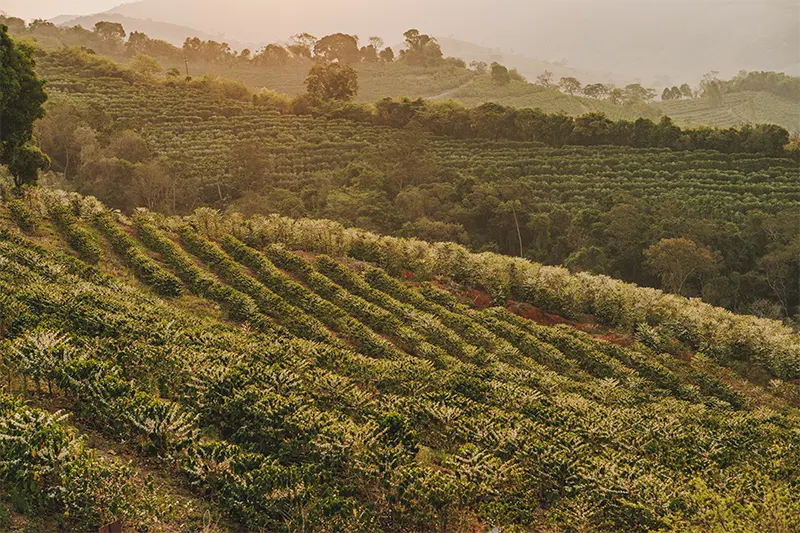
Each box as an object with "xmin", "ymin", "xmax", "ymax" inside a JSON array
[
  {"xmin": 30, "ymin": 53, "xmax": 800, "ymax": 320},
  {"xmin": 1, "ymin": 189, "xmax": 799, "ymax": 531}
]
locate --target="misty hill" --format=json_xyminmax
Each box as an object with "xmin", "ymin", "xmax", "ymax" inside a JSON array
[
  {"xmin": 96, "ymin": 0, "xmax": 799, "ymax": 82},
  {"xmin": 436, "ymin": 37, "xmax": 621, "ymax": 86},
  {"xmin": 53, "ymin": 12, "xmax": 253, "ymax": 50}
]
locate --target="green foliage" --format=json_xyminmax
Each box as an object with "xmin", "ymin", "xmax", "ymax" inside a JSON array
[
  {"xmin": 1, "ymin": 209, "xmax": 800, "ymax": 532},
  {"xmin": 133, "ymin": 216, "xmax": 260, "ymax": 323},
  {"xmin": 7, "ymin": 199, "xmax": 37, "ymax": 232},
  {"xmin": 0, "ymin": 25, "xmax": 48, "ymax": 188},
  {"xmin": 93, "ymin": 210, "xmax": 182, "ymax": 297},
  {"xmin": 0, "ymin": 393, "xmax": 163, "ymax": 530},
  {"xmin": 305, "ymin": 62, "xmax": 359, "ymax": 102},
  {"xmin": 48, "ymin": 203, "xmax": 102, "ymax": 264}
]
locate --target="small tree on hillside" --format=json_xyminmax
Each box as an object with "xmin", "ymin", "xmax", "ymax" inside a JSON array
[
  {"xmin": 314, "ymin": 33, "xmax": 360, "ymax": 63},
  {"xmin": 536, "ymin": 70, "xmax": 554, "ymax": 89},
  {"xmin": 583, "ymin": 83, "xmax": 611, "ymax": 99},
  {"xmin": 288, "ymin": 33, "xmax": 316, "ymax": 59},
  {"xmin": 305, "ymin": 63, "xmax": 359, "ymax": 101},
  {"xmin": 559, "ymin": 76, "xmax": 582, "ymax": 95},
  {"xmin": 129, "ymin": 53, "xmax": 162, "ymax": 79},
  {"xmin": 399, "ymin": 29, "xmax": 443, "ymax": 66},
  {"xmin": 379, "ymin": 47, "xmax": 395, "ymax": 62},
  {"xmin": 491, "ymin": 62, "xmax": 510, "ymax": 86}
]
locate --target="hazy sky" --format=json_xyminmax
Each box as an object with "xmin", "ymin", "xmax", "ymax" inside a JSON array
[{"xmin": 1, "ymin": 0, "xmax": 120, "ymax": 20}]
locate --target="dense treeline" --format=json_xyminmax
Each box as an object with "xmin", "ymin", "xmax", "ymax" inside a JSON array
[
  {"xmin": 712, "ymin": 70, "xmax": 800, "ymax": 101},
  {"xmin": 370, "ymin": 99, "xmax": 791, "ymax": 155}
]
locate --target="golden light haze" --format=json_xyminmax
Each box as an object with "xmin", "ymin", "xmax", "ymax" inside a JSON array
[{"xmin": 5, "ymin": 0, "xmax": 798, "ymax": 80}]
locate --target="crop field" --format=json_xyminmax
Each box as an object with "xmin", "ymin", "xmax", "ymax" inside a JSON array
[
  {"xmin": 659, "ymin": 90, "xmax": 800, "ymax": 133},
  {"xmin": 0, "ymin": 189, "xmax": 799, "ymax": 531},
  {"xmin": 43, "ymin": 72, "xmax": 800, "ymax": 220}
]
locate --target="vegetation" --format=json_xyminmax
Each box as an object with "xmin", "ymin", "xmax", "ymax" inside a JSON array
[
  {"xmin": 22, "ymin": 47, "xmax": 798, "ymax": 320},
  {"xmin": 0, "ymin": 25, "xmax": 49, "ymax": 187},
  {"xmin": 0, "ymin": 12, "xmax": 798, "ymax": 530},
  {"xmin": 0, "ymin": 189, "xmax": 798, "ymax": 532}
]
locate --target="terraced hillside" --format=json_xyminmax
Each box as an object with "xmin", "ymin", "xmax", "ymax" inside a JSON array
[
  {"xmin": 31, "ymin": 55, "xmax": 800, "ymax": 321},
  {"xmin": 0, "ymin": 189, "xmax": 798, "ymax": 532},
  {"xmin": 660, "ymin": 91, "xmax": 800, "ymax": 133},
  {"xmin": 41, "ymin": 70, "xmax": 800, "ymax": 220}
]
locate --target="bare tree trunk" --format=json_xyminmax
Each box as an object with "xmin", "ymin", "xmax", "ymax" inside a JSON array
[{"xmin": 512, "ymin": 204, "xmax": 524, "ymax": 258}]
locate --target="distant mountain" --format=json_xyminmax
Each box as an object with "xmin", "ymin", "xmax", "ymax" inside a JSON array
[
  {"xmin": 53, "ymin": 13, "xmax": 255, "ymax": 50},
  {"xmin": 87, "ymin": 0, "xmax": 798, "ymax": 83}
]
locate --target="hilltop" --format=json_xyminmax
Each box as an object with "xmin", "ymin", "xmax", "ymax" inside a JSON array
[
  {"xmin": 51, "ymin": 12, "xmax": 253, "ymax": 51},
  {"xmin": 94, "ymin": 0, "xmax": 800, "ymax": 81},
  {"xmin": 0, "ymin": 186, "xmax": 798, "ymax": 531}
]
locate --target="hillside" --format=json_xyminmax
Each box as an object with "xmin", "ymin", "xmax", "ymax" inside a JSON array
[
  {"xmin": 660, "ymin": 90, "xmax": 800, "ymax": 133},
  {"xmin": 98, "ymin": 0, "xmax": 799, "ymax": 81},
  {"xmin": 53, "ymin": 12, "xmax": 253, "ymax": 50},
  {"xmin": 0, "ymin": 187, "xmax": 798, "ymax": 531},
  {"xmin": 9, "ymin": 17, "xmax": 799, "ymax": 132},
  {"xmin": 28, "ymin": 48, "xmax": 800, "ymax": 321},
  {"xmin": 431, "ymin": 77, "xmax": 661, "ymax": 121},
  {"xmin": 436, "ymin": 37, "xmax": 622, "ymax": 86}
]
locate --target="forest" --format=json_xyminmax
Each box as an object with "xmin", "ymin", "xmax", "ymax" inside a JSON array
[{"xmin": 0, "ymin": 14, "xmax": 799, "ymax": 533}]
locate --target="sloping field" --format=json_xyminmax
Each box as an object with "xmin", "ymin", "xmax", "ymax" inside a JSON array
[
  {"xmin": 660, "ymin": 91, "xmax": 800, "ymax": 132},
  {"xmin": 0, "ymin": 190, "xmax": 798, "ymax": 531}
]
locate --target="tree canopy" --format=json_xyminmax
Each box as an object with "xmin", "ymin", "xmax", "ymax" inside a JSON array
[
  {"xmin": 305, "ymin": 62, "xmax": 359, "ymax": 101},
  {"xmin": 0, "ymin": 25, "xmax": 49, "ymax": 187}
]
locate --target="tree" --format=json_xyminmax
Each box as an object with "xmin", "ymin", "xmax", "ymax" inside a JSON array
[
  {"xmin": 314, "ymin": 33, "xmax": 360, "ymax": 63},
  {"xmin": 0, "ymin": 25, "xmax": 49, "ymax": 188},
  {"xmin": 255, "ymin": 44, "xmax": 290, "ymax": 66},
  {"xmin": 583, "ymin": 83, "xmax": 611, "ymax": 99},
  {"xmin": 536, "ymin": 70, "xmax": 554, "ymax": 88},
  {"xmin": 399, "ymin": 29, "xmax": 443, "ymax": 66},
  {"xmin": 305, "ymin": 62, "xmax": 359, "ymax": 101},
  {"xmin": 379, "ymin": 47, "xmax": 395, "ymax": 63},
  {"xmin": 93, "ymin": 21, "xmax": 126, "ymax": 43},
  {"xmin": 661, "ymin": 87, "xmax": 673, "ymax": 101},
  {"xmin": 680, "ymin": 83, "xmax": 693, "ymax": 99},
  {"xmin": 559, "ymin": 77, "xmax": 582, "ymax": 95},
  {"xmin": 622, "ymin": 83, "xmax": 656, "ymax": 105},
  {"xmin": 368, "ymin": 36, "xmax": 384, "ymax": 51},
  {"xmin": 644, "ymin": 238, "xmax": 720, "ymax": 295},
  {"xmin": 490, "ymin": 62, "xmax": 510, "ymax": 86},
  {"xmin": 700, "ymin": 71, "xmax": 723, "ymax": 107},
  {"xmin": 129, "ymin": 53, "xmax": 162, "ymax": 79},
  {"xmin": 288, "ymin": 33, "xmax": 316, "ymax": 59},
  {"xmin": 470, "ymin": 61, "xmax": 488, "ymax": 75},
  {"xmin": 6, "ymin": 144, "xmax": 50, "ymax": 188},
  {"xmin": 360, "ymin": 45, "xmax": 378, "ymax": 63}
]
